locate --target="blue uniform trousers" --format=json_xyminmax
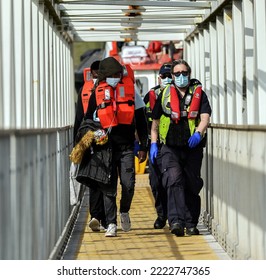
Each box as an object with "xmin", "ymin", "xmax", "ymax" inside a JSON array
[
  {"xmin": 160, "ymin": 144, "xmax": 203, "ymax": 228},
  {"xmin": 148, "ymin": 149, "xmax": 167, "ymax": 220}
]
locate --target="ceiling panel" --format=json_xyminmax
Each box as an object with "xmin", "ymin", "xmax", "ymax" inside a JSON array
[{"xmin": 57, "ymin": 0, "xmax": 218, "ymax": 42}]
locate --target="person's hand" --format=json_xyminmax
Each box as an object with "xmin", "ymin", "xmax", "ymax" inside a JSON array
[
  {"xmin": 188, "ymin": 132, "xmax": 201, "ymax": 148},
  {"xmin": 138, "ymin": 150, "xmax": 147, "ymax": 163},
  {"xmin": 150, "ymin": 143, "xmax": 158, "ymax": 164}
]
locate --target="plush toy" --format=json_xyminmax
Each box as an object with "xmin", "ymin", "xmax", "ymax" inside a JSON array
[{"xmin": 69, "ymin": 129, "xmax": 108, "ymax": 164}]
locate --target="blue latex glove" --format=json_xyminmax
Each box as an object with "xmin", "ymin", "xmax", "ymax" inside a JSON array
[
  {"xmin": 188, "ymin": 132, "xmax": 201, "ymax": 148},
  {"xmin": 150, "ymin": 142, "xmax": 158, "ymax": 164}
]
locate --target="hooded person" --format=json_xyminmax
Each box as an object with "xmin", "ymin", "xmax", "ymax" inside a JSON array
[
  {"xmin": 72, "ymin": 60, "xmax": 108, "ymax": 232},
  {"xmin": 83, "ymin": 56, "xmax": 148, "ymax": 237}
]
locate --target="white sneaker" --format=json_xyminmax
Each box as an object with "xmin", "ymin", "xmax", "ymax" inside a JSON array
[
  {"xmin": 105, "ymin": 223, "xmax": 117, "ymax": 237},
  {"xmin": 88, "ymin": 218, "xmax": 100, "ymax": 232},
  {"xmin": 100, "ymin": 225, "xmax": 107, "ymax": 231},
  {"xmin": 120, "ymin": 212, "xmax": 131, "ymax": 232}
]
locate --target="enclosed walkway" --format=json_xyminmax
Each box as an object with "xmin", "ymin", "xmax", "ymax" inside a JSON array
[
  {"xmin": 63, "ymin": 174, "xmax": 230, "ymax": 260},
  {"xmin": 1, "ymin": 0, "xmax": 266, "ymax": 262}
]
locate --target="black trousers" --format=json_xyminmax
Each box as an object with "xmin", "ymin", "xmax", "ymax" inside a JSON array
[
  {"xmin": 101, "ymin": 147, "xmax": 135, "ymax": 226},
  {"xmin": 112, "ymin": 148, "xmax": 135, "ymax": 214},
  {"xmin": 148, "ymin": 149, "xmax": 167, "ymax": 220},
  {"xmin": 88, "ymin": 186, "xmax": 106, "ymax": 228},
  {"xmin": 160, "ymin": 144, "xmax": 204, "ymax": 228}
]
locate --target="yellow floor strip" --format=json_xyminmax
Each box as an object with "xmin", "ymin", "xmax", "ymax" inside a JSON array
[{"xmin": 71, "ymin": 174, "xmax": 223, "ymax": 260}]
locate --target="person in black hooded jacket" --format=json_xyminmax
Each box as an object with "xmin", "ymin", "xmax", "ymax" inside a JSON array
[{"xmin": 85, "ymin": 57, "xmax": 148, "ymax": 237}]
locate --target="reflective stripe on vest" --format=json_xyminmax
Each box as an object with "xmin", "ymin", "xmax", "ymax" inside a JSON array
[{"xmin": 81, "ymin": 79, "xmax": 94, "ymax": 114}]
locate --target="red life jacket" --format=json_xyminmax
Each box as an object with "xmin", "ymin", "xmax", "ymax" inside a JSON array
[
  {"xmin": 95, "ymin": 77, "xmax": 135, "ymax": 129},
  {"xmin": 149, "ymin": 88, "xmax": 157, "ymax": 110},
  {"xmin": 148, "ymin": 41, "xmax": 162, "ymax": 53},
  {"xmin": 188, "ymin": 85, "xmax": 202, "ymax": 118},
  {"xmin": 81, "ymin": 79, "xmax": 94, "ymax": 114},
  {"xmin": 170, "ymin": 84, "xmax": 202, "ymax": 123}
]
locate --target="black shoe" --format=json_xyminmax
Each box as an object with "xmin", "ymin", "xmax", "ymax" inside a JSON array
[
  {"xmin": 154, "ymin": 217, "xmax": 167, "ymax": 229},
  {"xmin": 170, "ymin": 223, "xmax": 184, "ymax": 236},
  {"xmin": 186, "ymin": 227, "xmax": 200, "ymax": 235}
]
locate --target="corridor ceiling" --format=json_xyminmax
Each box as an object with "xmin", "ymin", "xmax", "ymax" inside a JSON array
[{"xmin": 57, "ymin": 0, "xmax": 220, "ymax": 42}]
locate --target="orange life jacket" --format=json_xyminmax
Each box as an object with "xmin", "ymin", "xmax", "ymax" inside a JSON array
[
  {"xmin": 83, "ymin": 67, "xmax": 91, "ymax": 83},
  {"xmin": 170, "ymin": 84, "xmax": 202, "ymax": 123},
  {"xmin": 81, "ymin": 79, "xmax": 94, "ymax": 114},
  {"xmin": 124, "ymin": 64, "xmax": 135, "ymax": 83},
  {"xmin": 95, "ymin": 77, "xmax": 135, "ymax": 129}
]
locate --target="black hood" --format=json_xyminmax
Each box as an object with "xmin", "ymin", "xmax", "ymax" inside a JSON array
[{"xmin": 98, "ymin": 57, "xmax": 123, "ymax": 82}]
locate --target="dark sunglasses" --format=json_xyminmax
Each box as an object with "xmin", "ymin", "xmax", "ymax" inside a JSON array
[
  {"xmin": 173, "ymin": 71, "xmax": 189, "ymax": 77},
  {"xmin": 159, "ymin": 73, "xmax": 172, "ymax": 79}
]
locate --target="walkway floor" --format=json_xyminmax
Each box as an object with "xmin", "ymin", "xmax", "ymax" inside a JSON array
[{"xmin": 63, "ymin": 174, "xmax": 230, "ymax": 260}]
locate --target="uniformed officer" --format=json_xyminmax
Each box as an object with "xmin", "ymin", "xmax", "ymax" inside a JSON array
[
  {"xmin": 143, "ymin": 63, "xmax": 172, "ymax": 229},
  {"xmin": 150, "ymin": 59, "xmax": 212, "ymax": 236}
]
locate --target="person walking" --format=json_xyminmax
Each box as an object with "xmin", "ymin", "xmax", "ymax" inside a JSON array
[
  {"xmin": 150, "ymin": 59, "xmax": 212, "ymax": 236},
  {"xmin": 84, "ymin": 57, "xmax": 148, "ymax": 237},
  {"xmin": 143, "ymin": 63, "xmax": 172, "ymax": 229},
  {"xmin": 73, "ymin": 60, "xmax": 107, "ymax": 231}
]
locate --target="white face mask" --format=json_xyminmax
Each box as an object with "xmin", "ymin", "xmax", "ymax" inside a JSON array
[
  {"xmin": 160, "ymin": 77, "xmax": 172, "ymax": 88},
  {"xmin": 106, "ymin": 77, "xmax": 120, "ymax": 88}
]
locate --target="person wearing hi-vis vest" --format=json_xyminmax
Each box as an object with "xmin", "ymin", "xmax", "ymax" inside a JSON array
[
  {"xmin": 143, "ymin": 63, "xmax": 172, "ymax": 230},
  {"xmin": 84, "ymin": 57, "xmax": 148, "ymax": 237},
  {"xmin": 150, "ymin": 59, "xmax": 212, "ymax": 236}
]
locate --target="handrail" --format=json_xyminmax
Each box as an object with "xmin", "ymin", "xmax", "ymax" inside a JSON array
[
  {"xmin": 0, "ymin": 125, "xmax": 73, "ymax": 136},
  {"xmin": 209, "ymin": 123, "xmax": 266, "ymax": 132}
]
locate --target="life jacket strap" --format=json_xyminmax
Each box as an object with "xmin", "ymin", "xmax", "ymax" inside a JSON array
[
  {"xmin": 97, "ymin": 101, "xmax": 112, "ymax": 109},
  {"xmin": 116, "ymin": 100, "xmax": 135, "ymax": 106}
]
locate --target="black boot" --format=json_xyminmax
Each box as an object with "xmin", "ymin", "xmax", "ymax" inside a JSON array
[
  {"xmin": 186, "ymin": 227, "xmax": 200, "ymax": 235},
  {"xmin": 170, "ymin": 223, "xmax": 184, "ymax": 236},
  {"xmin": 154, "ymin": 217, "xmax": 167, "ymax": 229}
]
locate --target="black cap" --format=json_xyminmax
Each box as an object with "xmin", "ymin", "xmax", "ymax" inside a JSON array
[
  {"xmin": 159, "ymin": 63, "xmax": 172, "ymax": 75},
  {"xmin": 91, "ymin": 60, "xmax": 100, "ymax": 71}
]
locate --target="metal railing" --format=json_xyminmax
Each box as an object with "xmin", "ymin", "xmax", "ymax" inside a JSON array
[
  {"xmin": 0, "ymin": 127, "xmax": 73, "ymax": 259},
  {"xmin": 201, "ymin": 124, "xmax": 266, "ymax": 259}
]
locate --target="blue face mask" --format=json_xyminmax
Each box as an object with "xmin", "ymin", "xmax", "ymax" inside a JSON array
[
  {"xmin": 106, "ymin": 77, "xmax": 120, "ymax": 88},
  {"xmin": 174, "ymin": 74, "xmax": 189, "ymax": 88},
  {"xmin": 161, "ymin": 77, "xmax": 172, "ymax": 88}
]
